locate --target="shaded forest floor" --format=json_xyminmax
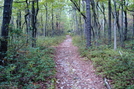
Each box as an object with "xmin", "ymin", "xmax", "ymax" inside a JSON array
[{"xmin": 54, "ymin": 35, "xmax": 106, "ymax": 89}]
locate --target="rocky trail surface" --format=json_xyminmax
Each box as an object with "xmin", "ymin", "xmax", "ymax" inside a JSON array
[{"xmin": 55, "ymin": 35, "xmax": 106, "ymax": 89}]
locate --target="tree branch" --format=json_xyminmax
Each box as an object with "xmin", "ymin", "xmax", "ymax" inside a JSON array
[{"xmin": 70, "ymin": 0, "xmax": 86, "ymax": 19}]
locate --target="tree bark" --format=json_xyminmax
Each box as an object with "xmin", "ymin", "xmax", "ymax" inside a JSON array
[
  {"xmin": 51, "ymin": 4, "xmax": 54, "ymax": 37},
  {"xmin": 31, "ymin": 0, "xmax": 39, "ymax": 47},
  {"xmin": 86, "ymin": 0, "xmax": 91, "ymax": 47},
  {"xmin": 31, "ymin": 1, "xmax": 35, "ymax": 47},
  {"xmin": 44, "ymin": 3, "xmax": 48, "ymax": 36},
  {"xmin": 108, "ymin": 0, "xmax": 112, "ymax": 46},
  {"xmin": 24, "ymin": 0, "xmax": 30, "ymax": 43},
  {"xmin": 124, "ymin": 4, "xmax": 128, "ymax": 41},
  {"xmin": 113, "ymin": 0, "xmax": 117, "ymax": 50},
  {"xmin": 0, "ymin": 0, "xmax": 13, "ymax": 65},
  {"xmin": 78, "ymin": 0, "xmax": 82, "ymax": 36},
  {"xmin": 16, "ymin": 10, "xmax": 21, "ymax": 29},
  {"xmin": 121, "ymin": 0, "xmax": 124, "ymax": 47},
  {"xmin": 98, "ymin": 3, "xmax": 107, "ymax": 39},
  {"xmin": 133, "ymin": 15, "xmax": 134, "ymax": 38},
  {"xmin": 116, "ymin": 10, "xmax": 121, "ymax": 41},
  {"xmin": 74, "ymin": 8, "xmax": 79, "ymax": 34}
]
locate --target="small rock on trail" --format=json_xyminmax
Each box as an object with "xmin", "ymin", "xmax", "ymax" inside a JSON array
[{"xmin": 55, "ymin": 35, "xmax": 106, "ymax": 89}]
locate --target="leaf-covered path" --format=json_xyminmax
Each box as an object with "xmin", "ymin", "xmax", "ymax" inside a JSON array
[{"xmin": 55, "ymin": 35, "xmax": 106, "ymax": 89}]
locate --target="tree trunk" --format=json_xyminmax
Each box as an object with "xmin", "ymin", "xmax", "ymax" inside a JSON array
[
  {"xmin": 40, "ymin": 12, "xmax": 44, "ymax": 36},
  {"xmin": 108, "ymin": 0, "xmax": 112, "ymax": 46},
  {"xmin": 124, "ymin": 10, "xmax": 128, "ymax": 41},
  {"xmin": 16, "ymin": 10, "xmax": 21, "ymax": 29},
  {"xmin": 74, "ymin": 8, "xmax": 79, "ymax": 34},
  {"xmin": 78, "ymin": 0, "xmax": 82, "ymax": 36},
  {"xmin": 51, "ymin": 4, "xmax": 54, "ymax": 37},
  {"xmin": 86, "ymin": 0, "xmax": 91, "ymax": 47},
  {"xmin": 31, "ymin": 0, "xmax": 39, "ymax": 47},
  {"xmin": 123, "ymin": 0, "xmax": 128, "ymax": 41},
  {"xmin": 100, "ymin": 3, "xmax": 107, "ymax": 39},
  {"xmin": 31, "ymin": 1, "xmax": 35, "ymax": 47},
  {"xmin": 25, "ymin": 0, "xmax": 30, "ymax": 43},
  {"xmin": 133, "ymin": 15, "xmax": 134, "ymax": 38},
  {"xmin": 44, "ymin": 3, "xmax": 48, "ymax": 36},
  {"xmin": 116, "ymin": 10, "xmax": 121, "ymax": 41},
  {"xmin": 121, "ymin": 0, "xmax": 124, "ymax": 47},
  {"xmin": 0, "ymin": 0, "xmax": 13, "ymax": 65},
  {"xmin": 91, "ymin": 0, "xmax": 97, "ymax": 46},
  {"xmin": 113, "ymin": 0, "xmax": 117, "ymax": 50}
]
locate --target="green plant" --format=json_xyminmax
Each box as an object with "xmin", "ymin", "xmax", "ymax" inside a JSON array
[
  {"xmin": 0, "ymin": 34, "xmax": 66, "ymax": 88},
  {"xmin": 72, "ymin": 35, "xmax": 134, "ymax": 89},
  {"xmin": 37, "ymin": 36, "xmax": 66, "ymax": 47}
]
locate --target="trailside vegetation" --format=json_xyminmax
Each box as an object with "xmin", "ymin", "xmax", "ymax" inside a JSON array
[
  {"xmin": 0, "ymin": 34, "xmax": 65, "ymax": 88},
  {"xmin": 73, "ymin": 36, "xmax": 134, "ymax": 89}
]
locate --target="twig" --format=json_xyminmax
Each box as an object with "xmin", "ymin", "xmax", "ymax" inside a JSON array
[
  {"xmin": 70, "ymin": 0, "xmax": 86, "ymax": 19},
  {"xmin": 119, "ymin": 51, "xmax": 123, "ymax": 56},
  {"xmin": 104, "ymin": 78, "xmax": 111, "ymax": 89}
]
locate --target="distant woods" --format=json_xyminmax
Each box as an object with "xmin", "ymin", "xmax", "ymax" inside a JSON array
[{"xmin": 70, "ymin": 0, "xmax": 134, "ymax": 49}]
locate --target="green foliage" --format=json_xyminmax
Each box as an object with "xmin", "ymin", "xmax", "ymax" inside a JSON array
[
  {"xmin": 92, "ymin": 52, "xmax": 134, "ymax": 89},
  {"xmin": 37, "ymin": 36, "xmax": 66, "ymax": 47},
  {"xmin": 0, "ymin": 46, "xmax": 56, "ymax": 88},
  {"xmin": 0, "ymin": 33, "xmax": 66, "ymax": 88},
  {"xmin": 72, "ymin": 36, "xmax": 134, "ymax": 89}
]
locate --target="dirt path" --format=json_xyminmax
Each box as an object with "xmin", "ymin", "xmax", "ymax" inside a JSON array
[{"xmin": 55, "ymin": 35, "xmax": 106, "ymax": 89}]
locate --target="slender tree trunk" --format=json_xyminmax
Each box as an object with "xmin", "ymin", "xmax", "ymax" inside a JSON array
[
  {"xmin": 0, "ymin": 0, "xmax": 13, "ymax": 65},
  {"xmin": 116, "ymin": 10, "xmax": 121, "ymax": 41},
  {"xmin": 124, "ymin": 10, "xmax": 128, "ymax": 41},
  {"xmin": 25, "ymin": 0, "xmax": 29, "ymax": 43},
  {"xmin": 35, "ymin": 0, "xmax": 39, "ymax": 43},
  {"xmin": 16, "ymin": 10, "xmax": 21, "ymax": 29},
  {"xmin": 101, "ymin": 3, "xmax": 107, "ymax": 39},
  {"xmin": 74, "ymin": 8, "xmax": 79, "ymax": 34},
  {"xmin": 121, "ymin": 0, "xmax": 124, "ymax": 47},
  {"xmin": 56, "ymin": 15, "xmax": 59, "ymax": 31},
  {"xmin": 44, "ymin": 3, "xmax": 48, "ymax": 36},
  {"xmin": 124, "ymin": 0, "xmax": 128, "ymax": 41},
  {"xmin": 79, "ymin": 14, "xmax": 82, "ymax": 36},
  {"xmin": 40, "ymin": 12, "xmax": 44, "ymax": 36},
  {"xmin": 31, "ymin": 0, "xmax": 39, "ymax": 47},
  {"xmin": 133, "ymin": 15, "xmax": 134, "ymax": 38},
  {"xmin": 78, "ymin": 0, "xmax": 82, "ymax": 36},
  {"xmin": 51, "ymin": 4, "xmax": 54, "ymax": 37},
  {"xmin": 86, "ymin": 0, "xmax": 91, "ymax": 47},
  {"xmin": 31, "ymin": 1, "xmax": 35, "ymax": 47},
  {"xmin": 91, "ymin": 0, "xmax": 97, "ymax": 45},
  {"xmin": 96, "ymin": 2, "xmax": 101, "ymax": 39},
  {"xmin": 113, "ymin": 0, "xmax": 117, "ymax": 50},
  {"xmin": 108, "ymin": 0, "xmax": 112, "ymax": 45}
]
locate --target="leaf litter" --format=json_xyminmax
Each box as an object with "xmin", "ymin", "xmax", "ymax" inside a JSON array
[{"xmin": 55, "ymin": 35, "xmax": 106, "ymax": 89}]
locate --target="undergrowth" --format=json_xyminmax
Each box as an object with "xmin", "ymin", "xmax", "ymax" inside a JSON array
[
  {"xmin": 73, "ymin": 35, "xmax": 134, "ymax": 89},
  {"xmin": 0, "ymin": 34, "xmax": 65, "ymax": 88},
  {"xmin": 37, "ymin": 36, "xmax": 66, "ymax": 47}
]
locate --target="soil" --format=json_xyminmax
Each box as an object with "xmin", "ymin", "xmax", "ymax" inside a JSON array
[{"xmin": 54, "ymin": 35, "xmax": 106, "ymax": 89}]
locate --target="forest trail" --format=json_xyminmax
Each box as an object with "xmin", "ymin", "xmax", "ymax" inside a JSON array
[{"xmin": 55, "ymin": 35, "xmax": 106, "ymax": 89}]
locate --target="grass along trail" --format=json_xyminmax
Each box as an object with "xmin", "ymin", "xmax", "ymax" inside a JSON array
[{"xmin": 55, "ymin": 35, "xmax": 106, "ymax": 89}]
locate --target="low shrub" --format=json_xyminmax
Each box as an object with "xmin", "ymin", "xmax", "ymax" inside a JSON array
[
  {"xmin": 0, "ymin": 35, "xmax": 65, "ymax": 88},
  {"xmin": 37, "ymin": 36, "xmax": 66, "ymax": 47},
  {"xmin": 0, "ymin": 47, "xmax": 56, "ymax": 89}
]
